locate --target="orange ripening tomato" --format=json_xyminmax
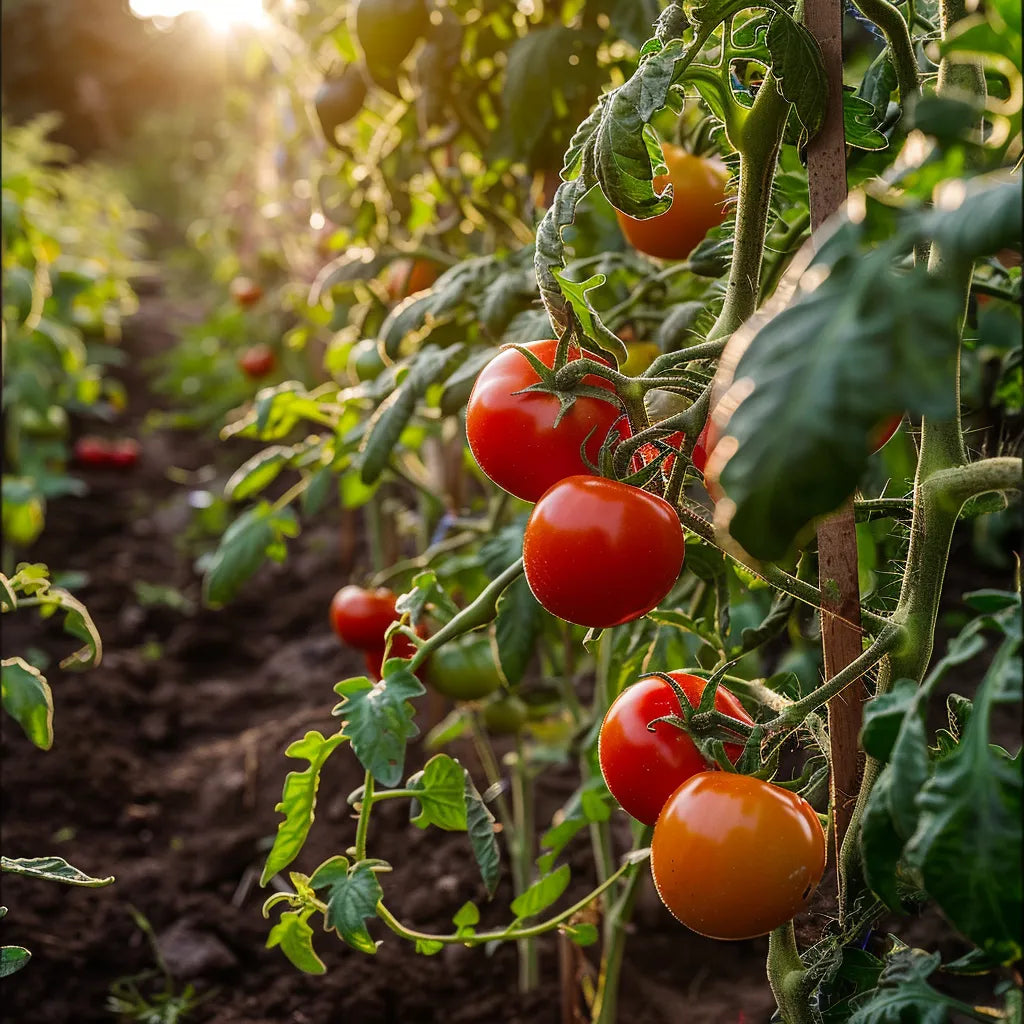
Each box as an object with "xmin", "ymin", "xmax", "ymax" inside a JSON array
[
  {"xmin": 615, "ymin": 143, "xmax": 730, "ymax": 261},
  {"xmin": 651, "ymin": 772, "xmax": 826, "ymax": 940}
]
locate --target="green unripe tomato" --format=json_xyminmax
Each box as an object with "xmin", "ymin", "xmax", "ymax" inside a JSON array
[
  {"xmin": 315, "ymin": 66, "xmax": 368, "ymax": 147},
  {"xmin": 482, "ymin": 694, "xmax": 528, "ymax": 735},
  {"xmin": 425, "ymin": 636, "xmax": 504, "ymax": 701}
]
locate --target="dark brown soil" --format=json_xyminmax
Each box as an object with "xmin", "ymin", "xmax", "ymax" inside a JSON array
[{"xmin": 1, "ymin": 300, "xmax": 779, "ymax": 1024}]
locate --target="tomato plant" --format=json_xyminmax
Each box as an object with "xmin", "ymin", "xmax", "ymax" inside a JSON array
[
  {"xmin": 614, "ymin": 142, "xmax": 730, "ymax": 261},
  {"xmin": 598, "ymin": 673, "xmax": 754, "ymax": 826},
  {"xmin": 466, "ymin": 340, "xmax": 621, "ymax": 503},
  {"xmin": 522, "ymin": 476, "xmax": 685, "ymax": 628},
  {"xmin": 650, "ymin": 772, "xmax": 826, "ymax": 941}
]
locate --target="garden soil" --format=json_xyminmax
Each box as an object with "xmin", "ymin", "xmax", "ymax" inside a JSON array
[{"xmin": 1, "ymin": 295, "xmax": 995, "ymax": 1024}]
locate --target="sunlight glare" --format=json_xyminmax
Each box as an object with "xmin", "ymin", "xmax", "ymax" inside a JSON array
[{"xmin": 129, "ymin": 0, "xmax": 266, "ymax": 34}]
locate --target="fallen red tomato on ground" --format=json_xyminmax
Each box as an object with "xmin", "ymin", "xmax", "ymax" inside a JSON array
[
  {"xmin": 598, "ymin": 672, "xmax": 754, "ymax": 826},
  {"xmin": 522, "ymin": 475, "xmax": 685, "ymax": 628}
]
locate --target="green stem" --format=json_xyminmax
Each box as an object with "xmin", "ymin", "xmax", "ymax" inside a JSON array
[
  {"xmin": 758, "ymin": 209, "xmax": 812, "ymax": 303},
  {"xmin": 354, "ymin": 771, "xmax": 375, "ymax": 861},
  {"xmin": 409, "ymin": 560, "xmax": 524, "ymax": 669},
  {"xmin": 850, "ymin": 0, "xmax": 920, "ymax": 113},
  {"xmin": 764, "ymin": 622, "xmax": 905, "ymax": 735},
  {"xmin": 709, "ymin": 74, "xmax": 793, "ymax": 342},
  {"xmin": 511, "ymin": 736, "xmax": 540, "ymax": 993},
  {"xmin": 767, "ymin": 921, "xmax": 814, "ymax": 1024},
  {"xmin": 590, "ymin": 826, "xmax": 652, "ymax": 1024},
  {"xmin": 374, "ymin": 858, "xmax": 637, "ymax": 946}
]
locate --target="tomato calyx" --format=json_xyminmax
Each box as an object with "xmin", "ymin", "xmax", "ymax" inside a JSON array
[
  {"xmin": 507, "ymin": 340, "xmax": 622, "ymax": 430},
  {"xmin": 643, "ymin": 669, "xmax": 756, "ymax": 770}
]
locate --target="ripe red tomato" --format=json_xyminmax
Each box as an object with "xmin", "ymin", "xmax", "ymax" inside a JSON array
[
  {"xmin": 598, "ymin": 673, "xmax": 754, "ymax": 826},
  {"xmin": 651, "ymin": 772, "xmax": 826, "ymax": 940},
  {"xmin": 329, "ymin": 586, "xmax": 400, "ymax": 649},
  {"xmin": 523, "ymin": 475, "xmax": 685, "ymax": 628},
  {"xmin": 238, "ymin": 344, "xmax": 276, "ymax": 379},
  {"xmin": 691, "ymin": 421, "xmax": 713, "ymax": 475},
  {"xmin": 107, "ymin": 438, "xmax": 140, "ymax": 469},
  {"xmin": 615, "ymin": 143, "xmax": 730, "ymax": 261},
  {"xmin": 73, "ymin": 436, "xmax": 111, "ymax": 468},
  {"xmin": 386, "ymin": 258, "xmax": 441, "ymax": 301},
  {"xmin": 466, "ymin": 339, "xmax": 621, "ymax": 503},
  {"xmin": 230, "ymin": 276, "xmax": 263, "ymax": 307}
]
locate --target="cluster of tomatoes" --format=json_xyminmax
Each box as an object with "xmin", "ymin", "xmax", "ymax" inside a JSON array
[
  {"xmin": 466, "ymin": 338, "xmax": 689, "ymax": 629},
  {"xmin": 599, "ymin": 672, "xmax": 826, "ymax": 940},
  {"xmin": 72, "ymin": 436, "xmax": 140, "ymax": 470}
]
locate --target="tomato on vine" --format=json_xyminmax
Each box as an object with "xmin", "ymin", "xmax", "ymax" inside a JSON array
[
  {"xmin": 651, "ymin": 772, "xmax": 826, "ymax": 940},
  {"xmin": 329, "ymin": 585, "xmax": 401, "ymax": 650},
  {"xmin": 424, "ymin": 635, "xmax": 504, "ymax": 700},
  {"xmin": 522, "ymin": 475, "xmax": 685, "ymax": 628},
  {"xmin": 466, "ymin": 339, "xmax": 621, "ymax": 503},
  {"xmin": 615, "ymin": 142, "xmax": 730, "ymax": 261},
  {"xmin": 598, "ymin": 673, "xmax": 754, "ymax": 826}
]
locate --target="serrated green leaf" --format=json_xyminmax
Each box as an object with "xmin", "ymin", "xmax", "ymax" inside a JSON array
[
  {"xmin": 511, "ymin": 865, "xmax": 571, "ymax": 919},
  {"xmin": 0, "ymin": 946, "xmax": 31, "ymax": 978},
  {"xmin": 465, "ymin": 776, "xmax": 500, "ymax": 898},
  {"xmin": 766, "ymin": 14, "xmax": 827, "ymax": 138},
  {"xmin": 260, "ymin": 731, "xmax": 346, "ymax": 885},
  {"xmin": 903, "ymin": 636, "xmax": 1022, "ymax": 963},
  {"xmin": 847, "ymin": 943, "xmax": 989, "ymax": 1023},
  {"xmin": 1, "ymin": 657, "xmax": 53, "ymax": 749},
  {"xmin": 334, "ymin": 666, "xmax": 425, "ymax": 786},
  {"xmin": 408, "ymin": 754, "xmax": 468, "ymax": 831},
  {"xmin": 312, "ymin": 857, "xmax": 384, "ymax": 955},
  {"xmin": 266, "ymin": 910, "xmax": 326, "ymax": 975},
  {"xmin": 0, "ymin": 856, "xmax": 113, "ymax": 887}
]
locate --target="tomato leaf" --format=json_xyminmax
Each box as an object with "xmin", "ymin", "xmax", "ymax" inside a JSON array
[
  {"xmin": 510, "ymin": 864, "xmax": 571, "ymax": 920},
  {"xmin": 0, "ymin": 946, "xmax": 31, "ymax": 978},
  {"xmin": 266, "ymin": 910, "xmax": 326, "ymax": 975},
  {"xmin": 564, "ymin": 922, "xmax": 599, "ymax": 947},
  {"xmin": 860, "ymin": 679, "xmax": 919, "ymax": 763},
  {"xmin": 903, "ymin": 632, "xmax": 1022, "ymax": 964},
  {"xmin": 846, "ymin": 942, "xmax": 992, "ymax": 1023},
  {"xmin": 0, "ymin": 855, "xmax": 114, "ymax": 887},
  {"xmin": 203, "ymin": 502, "xmax": 299, "ymax": 607},
  {"xmin": 1, "ymin": 657, "xmax": 53, "ymax": 749},
  {"xmin": 407, "ymin": 754, "xmax": 468, "ymax": 831},
  {"xmin": 359, "ymin": 344, "xmax": 465, "ymax": 484},
  {"xmin": 860, "ymin": 766, "xmax": 912, "ymax": 912},
  {"xmin": 334, "ymin": 665, "xmax": 424, "ymax": 787},
  {"xmin": 465, "ymin": 776, "xmax": 501, "ymax": 898},
  {"xmin": 310, "ymin": 856, "xmax": 384, "ymax": 955},
  {"xmin": 260, "ymin": 731, "xmax": 347, "ymax": 885},
  {"xmin": 766, "ymin": 13, "xmax": 827, "ymax": 139},
  {"xmin": 843, "ymin": 93, "xmax": 889, "ymax": 152}
]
